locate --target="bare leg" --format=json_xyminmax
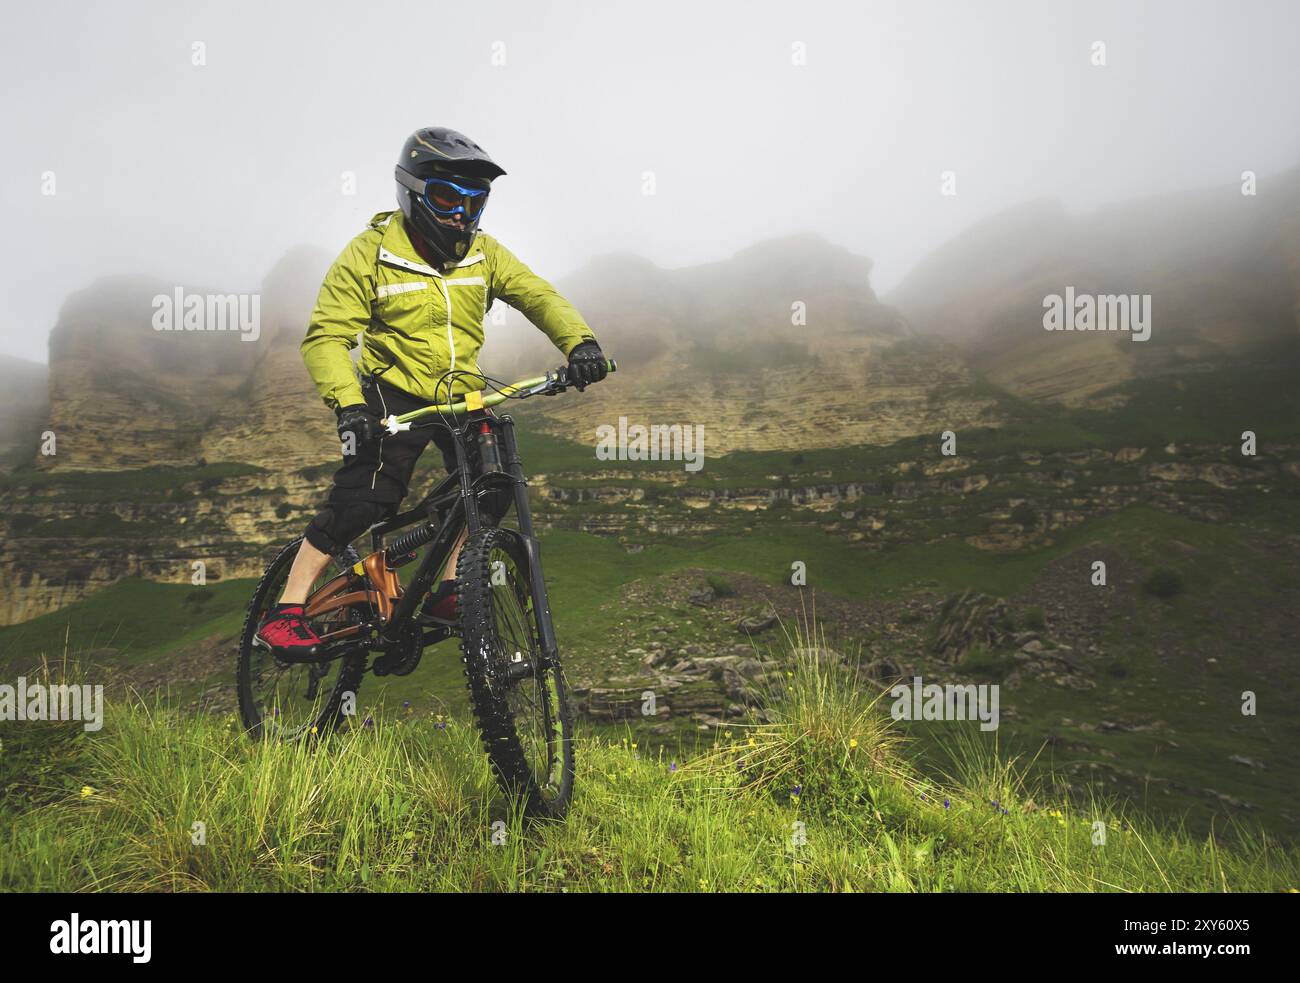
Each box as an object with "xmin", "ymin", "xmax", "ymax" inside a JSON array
[
  {"xmin": 441, "ymin": 527, "xmax": 468, "ymax": 585},
  {"xmin": 279, "ymin": 522, "xmax": 465, "ymax": 609},
  {"xmin": 278, "ymin": 538, "xmax": 333, "ymax": 605}
]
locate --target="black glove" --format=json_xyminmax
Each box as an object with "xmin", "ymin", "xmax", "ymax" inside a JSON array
[
  {"xmin": 567, "ymin": 341, "xmax": 608, "ymax": 391},
  {"xmin": 336, "ymin": 403, "xmax": 384, "ymax": 455}
]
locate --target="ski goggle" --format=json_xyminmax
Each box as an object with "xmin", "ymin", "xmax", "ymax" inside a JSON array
[{"xmin": 396, "ymin": 169, "xmax": 489, "ymax": 218}]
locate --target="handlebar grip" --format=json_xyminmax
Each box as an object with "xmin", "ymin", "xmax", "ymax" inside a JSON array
[
  {"xmin": 555, "ymin": 357, "xmax": 616, "ymax": 385},
  {"xmin": 557, "ymin": 358, "xmax": 617, "ymax": 376}
]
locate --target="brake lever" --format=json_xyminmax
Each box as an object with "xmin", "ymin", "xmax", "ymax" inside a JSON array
[
  {"xmin": 513, "ymin": 371, "xmax": 562, "ymax": 400},
  {"xmin": 559, "ymin": 366, "xmax": 589, "ymax": 393},
  {"xmin": 521, "ymin": 358, "xmax": 618, "ymax": 400},
  {"xmin": 539, "ymin": 366, "xmax": 572, "ymax": 396}
]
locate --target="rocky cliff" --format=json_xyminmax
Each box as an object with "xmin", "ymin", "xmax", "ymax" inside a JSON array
[
  {"xmin": 35, "ymin": 246, "xmax": 337, "ymax": 474},
  {"xmin": 0, "ymin": 246, "xmax": 341, "ymax": 623},
  {"xmin": 3, "ymin": 174, "xmax": 1300, "ymax": 626},
  {"xmin": 482, "ymin": 234, "xmax": 1002, "ymax": 455},
  {"xmin": 886, "ymin": 166, "xmax": 1300, "ymax": 404},
  {"xmin": 0, "ymin": 355, "xmax": 48, "ymax": 471}
]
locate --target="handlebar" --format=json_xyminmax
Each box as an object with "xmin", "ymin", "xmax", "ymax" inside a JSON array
[{"xmin": 382, "ymin": 358, "xmax": 616, "ymax": 434}]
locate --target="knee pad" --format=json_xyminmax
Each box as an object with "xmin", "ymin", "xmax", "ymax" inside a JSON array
[{"xmin": 304, "ymin": 501, "xmax": 389, "ymax": 555}]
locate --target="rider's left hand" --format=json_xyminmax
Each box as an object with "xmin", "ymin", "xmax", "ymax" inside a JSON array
[{"xmin": 567, "ymin": 341, "xmax": 608, "ymax": 391}]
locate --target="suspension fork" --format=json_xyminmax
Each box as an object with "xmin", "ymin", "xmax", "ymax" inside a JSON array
[
  {"xmin": 455, "ymin": 421, "xmax": 484, "ymax": 534},
  {"xmin": 498, "ymin": 415, "xmax": 560, "ymax": 662}
]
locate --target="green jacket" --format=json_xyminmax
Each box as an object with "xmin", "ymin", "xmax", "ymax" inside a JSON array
[{"xmin": 301, "ymin": 210, "xmax": 596, "ymax": 409}]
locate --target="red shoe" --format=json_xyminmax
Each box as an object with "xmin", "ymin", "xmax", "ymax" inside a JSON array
[
  {"xmin": 256, "ymin": 604, "xmax": 322, "ymax": 655},
  {"xmin": 422, "ymin": 581, "xmax": 459, "ymax": 621}
]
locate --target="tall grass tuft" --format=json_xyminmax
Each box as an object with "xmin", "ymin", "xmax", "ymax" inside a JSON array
[{"xmin": 694, "ymin": 616, "xmax": 913, "ymax": 822}]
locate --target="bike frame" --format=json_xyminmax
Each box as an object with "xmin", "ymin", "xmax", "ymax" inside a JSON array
[
  {"xmin": 373, "ymin": 410, "xmax": 532, "ymax": 646},
  {"xmin": 295, "ymin": 360, "xmax": 614, "ymax": 666}
]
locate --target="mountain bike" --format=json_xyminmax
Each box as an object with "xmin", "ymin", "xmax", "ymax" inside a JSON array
[{"xmin": 235, "ymin": 359, "xmax": 614, "ymax": 818}]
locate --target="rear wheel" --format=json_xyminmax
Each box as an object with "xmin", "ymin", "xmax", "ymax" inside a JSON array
[
  {"xmin": 237, "ymin": 538, "xmax": 366, "ymax": 741},
  {"xmin": 457, "ymin": 527, "xmax": 575, "ymax": 818}
]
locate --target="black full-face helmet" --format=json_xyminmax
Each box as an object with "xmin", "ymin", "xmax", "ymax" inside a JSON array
[{"xmin": 395, "ymin": 127, "xmax": 506, "ymax": 264}]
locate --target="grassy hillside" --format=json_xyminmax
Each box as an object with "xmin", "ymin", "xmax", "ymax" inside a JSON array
[
  {"xmin": 3, "ymin": 646, "xmax": 1295, "ymax": 893},
  {"xmin": 2, "ymin": 354, "xmax": 1298, "ymax": 850}
]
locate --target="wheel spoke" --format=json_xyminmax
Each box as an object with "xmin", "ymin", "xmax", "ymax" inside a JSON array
[{"xmin": 492, "ymin": 556, "xmax": 557, "ymax": 782}]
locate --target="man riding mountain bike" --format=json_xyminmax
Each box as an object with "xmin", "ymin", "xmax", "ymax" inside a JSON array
[{"xmin": 257, "ymin": 126, "xmax": 608, "ymax": 655}]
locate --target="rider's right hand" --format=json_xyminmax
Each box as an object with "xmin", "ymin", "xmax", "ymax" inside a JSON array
[
  {"xmin": 566, "ymin": 340, "xmax": 609, "ymax": 391},
  {"xmin": 336, "ymin": 404, "xmax": 384, "ymax": 452}
]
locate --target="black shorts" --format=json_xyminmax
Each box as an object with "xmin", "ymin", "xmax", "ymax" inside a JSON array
[
  {"xmin": 304, "ymin": 380, "xmax": 510, "ymax": 556},
  {"xmin": 326, "ymin": 380, "xmax": 462, "ymax": 511}
]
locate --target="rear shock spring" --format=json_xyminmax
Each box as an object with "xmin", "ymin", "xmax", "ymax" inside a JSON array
[{"xmin": 384, "ymin": 521, "xmax": 438, "ymax": 566}]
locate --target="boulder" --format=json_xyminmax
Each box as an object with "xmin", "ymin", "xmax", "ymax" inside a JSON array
[
  {"xmin": 932, "ymin": 589, "xmax": 1012, "ymax": 661},
  {"xmin": 737, "ymin": 612, "xmax": 778, "ymax": 634}
]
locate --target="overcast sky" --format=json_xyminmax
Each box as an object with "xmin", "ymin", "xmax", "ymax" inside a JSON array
[{"xmin": 2, "ymin": 0, "xmax": 1298, "ymax": 363}]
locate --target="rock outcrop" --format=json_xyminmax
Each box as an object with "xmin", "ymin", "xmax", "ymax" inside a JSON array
[
  {"xmin": 479, "ymin": 236, "xmax": 1003, "ymax": 455},
  {"xmin": 887, "ymin": 166, "xmax": 1300, "ymax": 405},
  {"xmin": 37, "ymin": 246, "xmax": 336, "ymax": 474}
]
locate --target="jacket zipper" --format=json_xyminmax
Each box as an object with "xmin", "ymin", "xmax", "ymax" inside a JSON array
[
  {"xmin": 371, "ymin": 383, "xmax": 388, "ymax": 490},
  {"xmin": 436, "ymin": 276, "xmax": 455, "ymax": 373}
]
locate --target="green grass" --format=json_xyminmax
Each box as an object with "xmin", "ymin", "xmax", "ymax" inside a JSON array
[
  {"xmin": 0, "ymin": 579, "xmax": 253, "ymax": 670},
  {"xmin": 3, "ymin": 497, "xmax": 1291, "ymax": 721},
  {"xmin": 4, "ymin": 341, "xmax": 1297, "ymax": 844},
  {"xmin": 2, "ymin": 638, "xmax": 1294, "ymax": 893},
  {"xmin": 1142, "ymin": 568, "xmax": 1186, "ymax": 599},
  {"xmin": 0, "ymin": 461, "xmax": 265, "ymax": 498}
]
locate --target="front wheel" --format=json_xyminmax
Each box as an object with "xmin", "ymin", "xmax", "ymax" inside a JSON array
[{"xmin": 457, "ymin": 527, "xmax": 575, "ymax": 818}]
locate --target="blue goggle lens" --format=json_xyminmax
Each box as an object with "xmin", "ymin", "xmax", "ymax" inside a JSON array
[{"xmin": 424, "ymin": 177, "xmax": 488, "ymax": 218}]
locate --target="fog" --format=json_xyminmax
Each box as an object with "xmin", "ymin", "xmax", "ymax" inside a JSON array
[{"xmin": 2, "ymin": 0, "xmax": 1298, "ymax": 363}]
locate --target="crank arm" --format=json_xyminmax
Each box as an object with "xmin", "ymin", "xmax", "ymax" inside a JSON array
[{"xmin": 264, "ymin": 638, "xmax": 369, "ymax": 665}]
